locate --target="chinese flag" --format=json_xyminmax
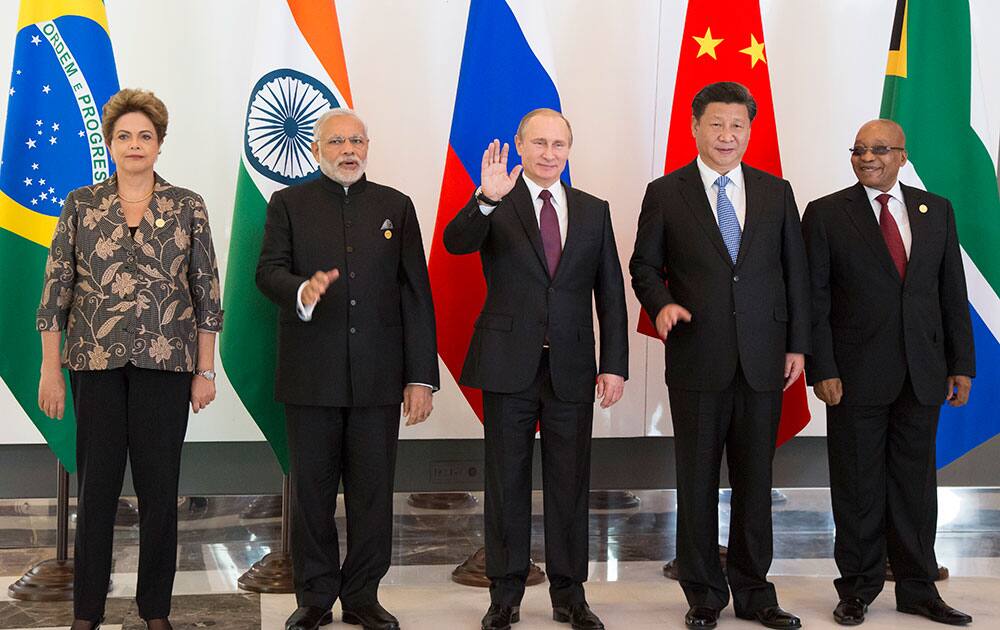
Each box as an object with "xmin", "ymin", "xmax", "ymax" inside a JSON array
[{"xmin": 639, "ymin": 0, "xmax": 810, "ymax": 445}]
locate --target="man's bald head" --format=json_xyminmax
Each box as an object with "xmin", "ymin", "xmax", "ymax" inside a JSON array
[{"xmin": 851, "ymin": 119, "xmax": 908, "ymax": 192}]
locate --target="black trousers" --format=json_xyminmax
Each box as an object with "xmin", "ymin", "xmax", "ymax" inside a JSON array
[
  {"xmin": 482, "ymin": 351, "xmax": 594, "ymax": 608},
  {"xmin": 70, "ymin": 363, "xmax": 191, "ymax": 622},
  {"xmin": 669, "ymin": 365, "xmax": 782, "ymax": 615},
  {"xmin": 827, "ymin": 375, "xmax": 940, "ymax": 607},
  {"xmin": 285, "ymin": 404, "xmax": 400, "ymax": 610}
]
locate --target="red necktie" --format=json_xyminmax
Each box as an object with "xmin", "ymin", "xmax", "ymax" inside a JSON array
[
  {"xmin": 538, "ymin": 189, "xmax": 562, "ymax": 278},
  {"xmin": 876, "ymin": 193, "xmax": 907, "ymax": 280}
]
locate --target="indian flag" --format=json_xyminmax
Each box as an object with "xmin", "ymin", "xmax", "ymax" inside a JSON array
[
  {"xmin": 220, "ymin": 0, "xmax": 352, "ymax": 472},
  {"xmin": 880, "ymin": 0, "xmax": 1000, "ymax": 467}
]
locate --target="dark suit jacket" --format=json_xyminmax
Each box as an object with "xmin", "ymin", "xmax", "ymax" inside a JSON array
[
  {"xmin": 802, "ymin": 182, "xmax": 975, "ymax": 406},
  {"xmin": 630, "ymin": 160, "xmax": 811, "ymax": 392},
  {"xmin": 442, "ymin": 176, "xmax": 628, "ymax": 403},
  {"xmin": 256, "ymin": 174, "xmax": 439, "ymax": 407}
]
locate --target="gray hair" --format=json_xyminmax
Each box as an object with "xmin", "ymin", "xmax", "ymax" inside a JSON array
[{"xmin": 312, "ymin": 107, "xmax": 368, "ymax": 142}]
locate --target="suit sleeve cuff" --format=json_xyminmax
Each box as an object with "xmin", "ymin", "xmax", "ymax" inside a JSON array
[{"xmin": 296, "ymin": 282, "xmax": 316, "ymax": 321}]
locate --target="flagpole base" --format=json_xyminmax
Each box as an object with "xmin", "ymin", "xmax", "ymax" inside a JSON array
[
  {"xmin": 406, "ymin": 492, "xmax": 478, "ymax": 510},
  {"xmin": 238, "ymin": 551, "xmax": 295, "ymax": 593},
  {"xmin": 7, "ymin": 559, "xmax": 74, "ymax": 601},
  {"xmin": 663, "ymin": 546, "xmax": 728, "ymax": 580},
  {"xmin": 886, "ymin": 559, "xmax": 949, "ymax": 582},
  {"xmin": 589, "ymin": 490, "xmax": 641, "ymax": 510},
  {"xmin": 451, "ymin": 547, "xmax": 545, "ymax": 588}
]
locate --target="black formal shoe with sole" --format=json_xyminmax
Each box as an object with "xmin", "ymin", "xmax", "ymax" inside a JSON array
[
  {"xmin": 284, "ymin": 606, "xmax": 333, "ymax": 630},
  {"xmin": 481, "ymin": 604, "xmax": 520, "ymax": 630},
  {"xmin": 685, "ymin": 606, "xmax": 720, "ymax": 629},
  {"xmin": 342, "ymin": 601, "xmax": 400, "ymax": 630},
  {"xmin": 833, "ymin": 597, "xmax": 868, "ymax": 625},
  {"xmin": 897, "ymin": 598, "xmax": 973, "ymax": 626},
  {"xmin": 553, "ymin": 602, "xmax": 605, "ymax": 629},
  {"xmin": 737, "ymin": 605, "xmax": 802, "ymax": 629}
]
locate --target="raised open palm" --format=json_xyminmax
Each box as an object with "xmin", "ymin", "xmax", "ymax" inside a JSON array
[{"xmin": 480, "ymin": 138, "xmax": 522, "ymax": 201}]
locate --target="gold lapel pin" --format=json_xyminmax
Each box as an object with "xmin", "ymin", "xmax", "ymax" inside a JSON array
[
  {"xmin": 155, "ymin": 218, "xmax": 166, "ymax": 228},
  {"xmin": 918, "ymin": 204, "xmax": 928, "ymax": 214},
  {"xmin": 384, "ymin": 229, "xmax": 393, "ymax": 240}
]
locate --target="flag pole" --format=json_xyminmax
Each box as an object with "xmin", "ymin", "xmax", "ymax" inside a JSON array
[
  {"xmin": 238, "ymin": 474, "xmax": 294, "ymax": 593},
  {"xmin": 7, "ymin": 461, "xmax": 74, "ymax": 600}
]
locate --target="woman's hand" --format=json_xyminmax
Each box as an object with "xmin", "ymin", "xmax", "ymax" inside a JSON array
[
  {"xmin": 38, "ymin": 366, "xmax": 66, "ymax": 420},
  {"xmin": 191, "ymin": 373, "xmax": 216, "ymax": 413}
]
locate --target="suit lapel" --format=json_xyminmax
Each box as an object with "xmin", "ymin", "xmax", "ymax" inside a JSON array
[
  {"xmin": 677, "ymin": 160, "xmax": 733, "ymax": 267},
  {"xmin": 552, "ymin": 184, "xmax": 583, "ymax": 282},
  {"xmin": 900, "ymin": 184, "xmax": 927, "ymax": 286},
  {"xmin": 511, "ymin": 176, "xmax": 549, "ymax": 274},
  {"xmin": 735, "ymin": 164, "xmax": 762, "ymax": 269},
  {"xmin": 845, "ymin": 182, "xmax": 902, "ymax": 284}
]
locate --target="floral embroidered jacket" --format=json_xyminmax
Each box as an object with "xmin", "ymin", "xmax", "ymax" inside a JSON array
[{"xmin": 36, "ymin": 173, "xmax": 223, "ymax": 371}]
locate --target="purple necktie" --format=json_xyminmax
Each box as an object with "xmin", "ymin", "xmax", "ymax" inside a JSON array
[{"xmin": 538, "ymin": 189, "xmax": 562, "ymax": 278}]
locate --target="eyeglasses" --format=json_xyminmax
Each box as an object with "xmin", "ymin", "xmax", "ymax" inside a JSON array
[
  {"xmin": 849, "ymin": 145, "xmax": 905, "ymax": 157},
  {"xmin": 326, "ymin": 136, "xmax": 368, "ymax": 146}
]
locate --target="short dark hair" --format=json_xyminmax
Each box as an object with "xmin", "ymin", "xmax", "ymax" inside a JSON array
[{"xmin": 691, "ymin": 82, "xmax": 757, "ymax": 122}]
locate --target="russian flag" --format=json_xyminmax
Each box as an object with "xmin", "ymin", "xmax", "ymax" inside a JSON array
[{"xmin": 428, "ymin": 0, "xmax": 568, "ymax": 421}]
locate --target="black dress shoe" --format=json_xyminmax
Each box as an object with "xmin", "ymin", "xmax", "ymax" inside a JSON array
[
  {"xmin": 285, "ymin": 606, "xmax": 333, "ymax": 630},
  {"xmin": 342, "ymin": 602, "xmax": 400, "ymax": 630},
  {"xmin": 897, "ymin": 598, "xmax": 972, "ymax": 625},
  {"xmin": 833, "ymin": 597, "xmax": 868, "ymax": 625},
  {"xmin": 481, "ymin": 604, "xmax": 520, "ymax": 630},
  {"xmin": 553, "ymin": 602, "xmax": 605, "ymax": 629},
  {"xmin": 739, "ymin": 606, "xmax": 802, "ymax": 629},
  {"xmin": 685, "ymin": 606, "xmax": 720, "ymax": 629}
]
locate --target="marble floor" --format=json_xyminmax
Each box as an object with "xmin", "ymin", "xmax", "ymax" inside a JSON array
[{"xmin": 0, "ymin": 488, "xmax": 997, "ymax": 629}]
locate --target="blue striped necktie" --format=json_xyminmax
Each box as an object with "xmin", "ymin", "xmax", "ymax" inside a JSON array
[{"xmin": 715, "ymin": 174, "xmax": 741, "ymax": 263}]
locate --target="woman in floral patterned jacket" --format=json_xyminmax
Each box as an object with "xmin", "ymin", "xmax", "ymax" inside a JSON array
[{"xmin": 36, "ymin": 89, "xmax": 223, "ymax": 630}]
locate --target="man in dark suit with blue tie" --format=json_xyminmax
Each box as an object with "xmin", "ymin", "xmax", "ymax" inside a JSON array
[
  {"xmin": 444, "ymin": 108, "xmax": 629, "ymax": 630},
  {"xmin": 630, "ymin": 82, "xmax": 810, "ymax": 630},
  {"xmin": 802, "ymin": 119, "xmax": 975, "ymax": 626}
]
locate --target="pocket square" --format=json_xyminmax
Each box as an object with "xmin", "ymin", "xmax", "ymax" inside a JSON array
[{"xmin": 380, "ymin": 219, "xmax": 394, "ymax": 230}]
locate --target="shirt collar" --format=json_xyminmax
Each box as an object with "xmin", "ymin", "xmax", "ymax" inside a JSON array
[
  {"xmin": 864, "ymin": 180, "xmax": 904, "ymax": 206},
  {"xmin": 696, "ymin": 155, "xmax": 743, "ymax": 192},
  {"xmin": 522, "ymin": 174, "xmax": 564, "ymax": 206}
]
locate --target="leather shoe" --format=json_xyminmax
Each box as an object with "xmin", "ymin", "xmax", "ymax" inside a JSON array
[
  {"xmin": 553, "ymin": 601, "xmax": 605, "ymax": 629},
  {"xmin": 834, "ymin": 597, "xmax": 868, "ymax": 625},
  {"xmin": 897, "ymin": 598, "xmax": 972, "ymax": 625},
  {"xmin": 685, "ymin": 606, "xmax": 720, "ymax": 629},
  {"xmin": 342, "ymin": 601, "xmax": 400, "ymax": 630},
  {"xmin": 481, "ymin": 604, "xmax": 520, "ymax": 630},
  {"xmin": 285, "ymin": 606, "xmax": 333, "ymax": 630},
  {"xmin": 739, "ymin": 605, "xmax": 802, "ymax": 629}
]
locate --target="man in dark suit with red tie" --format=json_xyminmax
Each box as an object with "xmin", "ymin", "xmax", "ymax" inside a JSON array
[
  {"xmin": 444, "ymin": 108, "xmax": 628, "ymax": 630},
  {"xmin": 630, "ymin": 82, "xmax": 810, "ymax": 630},
  {"xmin": 802, "ymin": 119, "xmax": 975, "ymax": 627}
]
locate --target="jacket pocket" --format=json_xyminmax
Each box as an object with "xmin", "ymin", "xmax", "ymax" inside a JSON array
[{"xmin": 475, "ymin": 312, "xmax": 513, "ymax": 331}]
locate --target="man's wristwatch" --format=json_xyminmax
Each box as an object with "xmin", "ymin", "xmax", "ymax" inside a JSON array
[
  {"xmin": 195, "ymin": 369, "xmax": 216, "ymax": 382},
  {"xmin": 476, "ymin": 187, "xmax": 501, "ymax": 207}
]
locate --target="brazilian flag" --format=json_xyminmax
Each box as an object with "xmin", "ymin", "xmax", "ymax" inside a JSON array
[{"xmin": 0, "ymin": 0, "xmax": 119, "ymax": 472}]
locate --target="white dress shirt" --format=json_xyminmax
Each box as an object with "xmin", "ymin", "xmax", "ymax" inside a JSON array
[
  {"xmin": 696, "ymin": 156, "xmax": 746, "ymax": 230},
  {"xmin": 864, "ymin": 181, "xmax": 912, "ymax": 258},
  {"xmin": 478, "ymin": 177, "xmax": 569, "ymax": 248}
]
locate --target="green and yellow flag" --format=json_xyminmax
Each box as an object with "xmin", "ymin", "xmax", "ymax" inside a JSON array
[{"xmin": 0, "ymin": 0, "xmax": 119, "ymax": 472}]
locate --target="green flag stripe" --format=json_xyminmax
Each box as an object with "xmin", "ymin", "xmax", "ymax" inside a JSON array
[
  {"xmin": 220, "ymin": 163, "xmax": 289, "ymax": 472},
  {"xmin": 880, "ymin": 2, "xmax": 1000, "ymax": 298},
  {"xmin": 0, "ymin": 229, "xmax": 77, "ymax": 471}
]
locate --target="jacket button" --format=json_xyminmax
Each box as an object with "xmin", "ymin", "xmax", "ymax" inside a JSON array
[
  {"xmin": 345, "ymin": 221, "xmax": 352, "ymax": 228},
  {"xmin": 346, "ymin": 246, "xmax": 354, "ymax": 253},
  {"xmin": 548, "ymin": 288, "xmax": 555, "ymax": 294},
  {"xmin": 350, "ymin": 327, "xmax": 356, "ymax": 334},
  {"xmin": 733, "ymin": 275, "xmax": 740, "ymax": 282},
  {"xmin": 349, "ymin": 271, "xmax": 356, "ymax": 279},
  {"xmin": 350, "ymin": 299, "xmax": 357, "ymax": 306}
]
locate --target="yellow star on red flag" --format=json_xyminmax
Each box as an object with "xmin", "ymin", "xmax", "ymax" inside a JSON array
[
  {"xmin": 692, "ymin": 27, "xmax": 723, "ymax": 59},
  {"xmin": 739, "ymin": 33, "xmax": 767, "ymax": 68}
]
